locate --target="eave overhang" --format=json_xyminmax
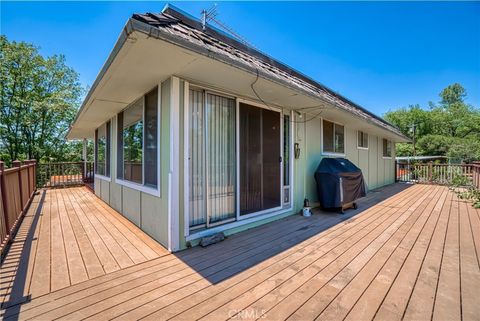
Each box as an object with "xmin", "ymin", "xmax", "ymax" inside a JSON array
[{"xmin": 67, "ymin": 9, "xmax": 410, "ymax": 143}]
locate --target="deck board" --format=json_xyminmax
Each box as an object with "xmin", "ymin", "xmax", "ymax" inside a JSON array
[
  {"xmin": 433, "ymin": 191, "xmax": 462, "ymax": 321},
  {"xmin": 0, "ymin": 186, "xmax": 167, "ymax": 312},
  {"xmin": 1, "ymin": 183, "xmax": 479, "ymax": 321}
]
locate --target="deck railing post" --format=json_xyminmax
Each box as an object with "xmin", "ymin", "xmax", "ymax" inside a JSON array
[
  {"xmin": 12, "ymin": 160, "xmax": 24, "ymax": 212},
  {"xmin": 428, "ymin": 161, "xmax": 433, "ymax": 183},
  {"xmin": 25, "ymin": 160, "xmax": 31, "ymax": 198},
  {"xmin": 32, "ymin": 159, "xmax": 36, "ymax": 189},
  {"xmin": 0, "ymin": 161, "xmax": 9, "ymax": 239}
]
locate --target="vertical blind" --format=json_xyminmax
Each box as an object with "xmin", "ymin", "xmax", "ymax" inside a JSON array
[{"xmin": 189, "ymin": 90, "xmax": 236, "ymax": 228}]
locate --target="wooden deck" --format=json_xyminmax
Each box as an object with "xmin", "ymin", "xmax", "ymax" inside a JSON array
[
  {"xmin": 1, "ymin": 184, "xmax": 479, "ymax": 320},
  {"xmin": 0, "ymin": 187, "xmax": 168, "ymax": 307}
]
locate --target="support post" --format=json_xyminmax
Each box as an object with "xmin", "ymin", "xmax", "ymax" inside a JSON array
[
  {"xmin": 394, "ymin": 160, "xmax": 398, "ymax": 182},
  {"xmin": 83, "ymin": 138, "xmax": 87, "ymax": 182}
]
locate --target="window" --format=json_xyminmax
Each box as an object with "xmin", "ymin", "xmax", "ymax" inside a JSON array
[
  {"xmin": 383, "ymin": 139, "xmax": 392, "ymax": 157},
  {"xmin": 357, "ymin": 131, "xmax": 368, "ymax": 149},
  {"xmin": 117, "ymin": 87, "xmax": 158, "ymax": 188},
  {"xmin": 95, "ymin": 121, "xmax": 110, "ymax": 177},
  {"xmin": 323, "ymin": 119, "xmax": 344, "ymax": 154}
]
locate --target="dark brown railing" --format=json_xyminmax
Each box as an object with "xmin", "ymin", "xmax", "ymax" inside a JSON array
[
  {"xmin": 36, "ymin": 161, "xmax": 94, "ymax": 188},
  {"xmin": 396, "ymin": 161, "xmax": 480, "ymax": 189},
  {"xmin": 0, "ymin": 160, "xmax": 37, "ymax": 256}
]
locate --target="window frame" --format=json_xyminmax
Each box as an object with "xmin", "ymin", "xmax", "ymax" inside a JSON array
[
  {"xmin": 115, "ymin": 86, "xmax": 161, "ymax": 197},
  {"xmin": 382, "ymin": 138, "xmax": 393, "ymax": 158},
  {"xmin": 321, "ymin": 118, "xmax": 346, "ymax": 156},
  {"xmin": 94, "ymin": 120, "xmax": 111, "ymax": 181},
  {"xmin": 357, "ymin": 130, "xmax": 369, "ymax": 150}
]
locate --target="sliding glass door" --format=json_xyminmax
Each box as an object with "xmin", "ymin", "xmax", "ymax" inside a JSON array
[
  {"xmin": 239, "ymin": 103, "xmax": 281, "ymax": 216},
  {"xmin": 188, "ymin": 89, "xmax": 236, "ymax": 229},
  {"xmin": 188, "ymin": 91, "xmax": 285, "ymax": 231}
]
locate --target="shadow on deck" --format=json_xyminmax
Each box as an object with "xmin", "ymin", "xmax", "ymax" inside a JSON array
[
  {"xmin": 173, "ymin": 183, "xmax": 412, "ymax": 284},
  {"xmin": 4, "ymin": 182, "xmax": 476, "ymax": 321}
]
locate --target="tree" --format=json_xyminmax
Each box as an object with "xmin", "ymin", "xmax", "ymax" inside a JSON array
[
  {"xmin": 384, "ymin": 84, "xmax": 480, "ymax": 162},
  {"xmin": 0, "ymin": 36, "xmax": 83, "ymax": 165}
]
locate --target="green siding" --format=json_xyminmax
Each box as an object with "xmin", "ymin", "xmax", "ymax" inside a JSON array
[{"xmin": 90, "ymin": 78, "xmax": 173, "ymax": 249}]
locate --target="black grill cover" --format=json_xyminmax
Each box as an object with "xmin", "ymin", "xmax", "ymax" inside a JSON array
[{"xmin": 314, "ymin": 158, "xmax": 366, "ymax": 208}]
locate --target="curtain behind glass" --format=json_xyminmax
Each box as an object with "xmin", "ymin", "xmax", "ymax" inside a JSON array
[
  {"xmin": 188, "ymin": 90, "xmax": 236, "ymax": 228},
  {"xmin": 206, "ymin": 93, "xmax": 236, "ymax": 224},
  {"xmin": 189, "ymin": 90, "xmax": 206, "ymax": 227}
]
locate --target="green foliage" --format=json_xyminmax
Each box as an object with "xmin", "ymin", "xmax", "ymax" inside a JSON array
[
  {"xmin": 416, "ymin": 135, "xmax": 452, "ymax": 156},
  {"xmin": 454, "ymin": 187, "xmax": 480, "ymax": 209},
  {"xmin": 384, "ymin": 83, "xmax": 480, "ymax": 162},
  {"xmin": 0, "ymin": 35, "xmax": 84, "ymax": 165},
  {"xmin": 446, "ymin": 138, "xmax": 480, "ymax": 163},
  {"xmin": 394, "ymin": 143, "xmax": 414, "ymax": 156}
]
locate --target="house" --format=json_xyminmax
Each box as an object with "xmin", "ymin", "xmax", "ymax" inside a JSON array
[{"xmin": 66, "ymin": 4, "xmax": 409, "ymax": 252}]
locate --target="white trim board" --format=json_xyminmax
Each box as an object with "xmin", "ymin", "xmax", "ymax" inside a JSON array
[
  {"xmin": 168, "ymin": 76, "xmax": 181, "ymax": 252},
  {"xmin": 183, "ymin": 81, "xmax": 190, "ymax": 238},
  {"xmin": 186, "ymin": 207, "xmax": 295, "ymax": 242}
]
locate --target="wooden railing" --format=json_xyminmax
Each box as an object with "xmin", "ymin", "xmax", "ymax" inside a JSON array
[
  {"xmin": 0, "ymin": 160, "xmax": 37, "ymax": 256},
  {"xmin": 36, "ymin": 161, "xmax": 94, "ymax": 188},
  {"xmin": 396, "ymin": 161, "xmax": 480, "ymax": 189}
]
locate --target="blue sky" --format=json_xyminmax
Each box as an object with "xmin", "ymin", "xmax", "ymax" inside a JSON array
[{"xmin": 1, "ymin": 1, "xmax": 479, "ymax": 117}]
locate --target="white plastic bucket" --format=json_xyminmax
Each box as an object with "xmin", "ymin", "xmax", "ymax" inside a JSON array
[{"xmin": 302, "ymin": 207, "xmax": 312, "ymax": 217}]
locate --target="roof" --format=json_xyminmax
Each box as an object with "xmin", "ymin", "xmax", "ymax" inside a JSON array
[{"xmin": 129, "ymin": 4, "xmax": 408, "ymax": 140}]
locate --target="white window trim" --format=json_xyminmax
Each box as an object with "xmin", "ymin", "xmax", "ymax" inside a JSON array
[
  {"xmin": 95, "ymin": 174, "xmax": 111, "ymax": 182},
  {"xmin": 116, "ymin": 178, "xmax": 160, "ymax": 197},
  {"xmin": 357, "ymin": 130, "xmax": 369, "ymax": 150},
  {"xmin": 114, "ymin": 86, "xmax": 162, "ymax": 197},
  {"xmin": 183, "ymin": 83, "xmax": 294, "ymax": 237},
  {"xmin": 321, "ymin": 118, "xmax": 346, "ymax": 156}
]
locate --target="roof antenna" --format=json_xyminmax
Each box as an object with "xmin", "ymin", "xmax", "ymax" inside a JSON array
[
  {"xmin": 201, "ymin": 4, "xmax": 218, "ymax": 30},
  {"xmin": 200, "ymin": 4, "xmax": 257, "ymax": 49}
]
